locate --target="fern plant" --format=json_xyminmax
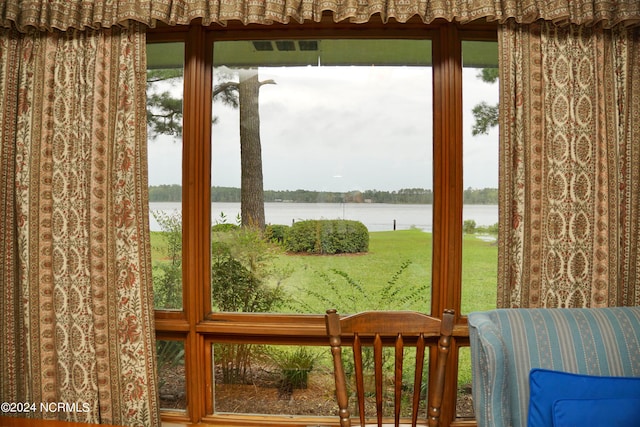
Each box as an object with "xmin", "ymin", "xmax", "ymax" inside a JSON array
[{"xmin": 289, "ymin": 260, "xmax": 426, "ymax": 314}]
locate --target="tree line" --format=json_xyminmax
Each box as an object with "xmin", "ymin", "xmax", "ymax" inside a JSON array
[{"xmin": 149, "ymin": 185, "xmax": 499, "ymax": 205}]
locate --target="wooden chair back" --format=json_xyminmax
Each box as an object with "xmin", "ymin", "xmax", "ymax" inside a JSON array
[{"xmin": 325, "ymin": 309, "xmax": 455, "ymax": 427}]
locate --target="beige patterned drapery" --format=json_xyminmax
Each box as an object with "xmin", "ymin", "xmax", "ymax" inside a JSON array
[
  {"xmin": 497, "ymin": 21, "xmax": 640, "ymax": 308},
  {"xmin": 1, "ymin": 0, "xmax": 640, "ymax": 31},
  {"xmin": 0, "ymin": 23, "xmax": 160, "ymax": 426}
]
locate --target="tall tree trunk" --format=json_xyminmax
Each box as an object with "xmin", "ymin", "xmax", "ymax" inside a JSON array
[{"xmin": 238, "ymin": 69, "xmax": 265, "ymax": 230}]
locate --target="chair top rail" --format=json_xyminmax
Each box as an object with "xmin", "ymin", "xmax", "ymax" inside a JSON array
[{"xmin": 332, "ymin": 310, "xmax": 449, "ymax": 336}]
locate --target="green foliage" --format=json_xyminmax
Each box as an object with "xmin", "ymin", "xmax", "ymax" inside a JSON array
[
  {"xmin": 147, "ymin": 91, "xmax": 183, "ymax": 138},
  {"xmin": 213, "ymin": 342, "xmax": 263, "ymax": 385},
  {"xmin": 269, "ymin": 347, "xmax": 319, "ymax": 389},
  {"xmin": 286, "ymin": 260, "xmax": 423, "ymax": 398},
  {"xmin": 477, "ymin": 222, "xmax": 499, "ymax": 235},
  {"xmin": 471, "ymin": 67, "xmax": 499, "ymax": 137},
  {"xmin": 289, "ymin": 260, "xmax": 423, "ymax": 314},
  {"xmin": 211, "ymin": 227, "xmax": 291, "ymax": 384},
  {"xmin": 270, "ymin": 347, "xmax": 317, "ymax": 371},
  {"xmin": 148, "ymin": 184, "xmax": 182, "ymax": 202},
  {"xmin": 151, "ymin": 211, "xmax": 182, "ymax": 309},
  {"xmin": 285, "ymin": 219, "xmax": 369, "ymax": 254},
  {"xmin": 211, "ymin": 227, "xmax": 288, "ymax": 312},
  {"xmin": 147, "ymin": 68, "xmax": 239, "ymax": 138},
  {"xmin": 463, "ymin": 187, "xmax": 499, "ymax": 204},
  {"xmin": 146, "ymin": 69, "xmax": 184, "ymax": 139},
  {"xmin": 264, "ymin": 187, "xmax": 435, "ymax": 204},
  {"xmin": 463, "ymin": 219, "xmax": 477, "ymax": 234},
  {"xmin": 211, "ymin": 223, "xmax": 239, "ymax": 232},
  {"xmin": 477, "ymin": 67, "xmax": 499, "ymax": 84},
  {"xmin": 211, "ymin": 186, "xmax": 242, "ymax": 202},
  {"xmin": 210, "ymin": 211, "xmax": 241, "ymax": 232},
  {"xmin": 264, "ymin": 224, "xmax": 289, "ymax": 244},
  {"xmin": 215, "ymin": 210, "xmax": 241, "ymax": 226},
  {"xmin": 211, "ymin": 249, "xmax": 285, "ymax": 313},
  {"xmin": 149, "ymin": 185, "xmax": 500, "ymax": 204},
  {"xmin": 471, "ymin": 101, "xmax": 499, "ymax": 136}
]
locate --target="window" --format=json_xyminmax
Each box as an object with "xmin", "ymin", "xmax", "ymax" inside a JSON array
[
  {"xmin": 210, "ymin": 38, "xmax": 433, "ymax": 316},
  {"xmin": 147, "ymin": 20, "xmax": 498, "ymax": 426}
]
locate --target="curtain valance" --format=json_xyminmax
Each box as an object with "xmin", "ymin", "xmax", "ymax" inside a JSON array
[{"xmin": 2, "ymin": 0, "xmax": 640, "ymax": 32}]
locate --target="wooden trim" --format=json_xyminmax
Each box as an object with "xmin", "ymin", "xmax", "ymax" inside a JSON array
[
  {"xmin": 431, "ymin": 24, "xmax": 464, "ymax": 427},
  {"xmin": 155, "ymin": 318, "xmax": 190, "ymax": 332},
  {"xmin": 182, "ymin": 24, "xmax": 212, "ymax": 422},
  {"xmin": 195, "ymin": 316, "xmax": 469, "ymax": 339},
  {"xmin": 200, "ymin": 414, "xmax": 339, "ymax": 426}
]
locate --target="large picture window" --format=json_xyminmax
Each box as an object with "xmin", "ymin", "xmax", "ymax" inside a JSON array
[
  {"xmin": 210, "ymin": 38, "xmax": 434, "ymax": 316},
  {"xmin": 147, "ymin": 21, "xmax": 497, "ymax": 426}
]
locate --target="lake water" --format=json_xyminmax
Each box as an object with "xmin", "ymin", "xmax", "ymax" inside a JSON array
[{"xmin": 149, "ymin": 202, "xmax": 498, "ymax": 233}]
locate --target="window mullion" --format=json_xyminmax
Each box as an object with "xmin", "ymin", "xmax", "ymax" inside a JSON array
[
  {"xmin": 431, "ymin": 25, "xmax": 464, "ymax": 426},
  {"xmin": 182, "ymin": 24, "xmax": 212, "ymax": 423}
]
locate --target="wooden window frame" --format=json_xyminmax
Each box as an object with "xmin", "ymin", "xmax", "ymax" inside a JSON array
[{"xmin": 148, "ymin": 16, "xmax": 497, "ymax": 427}]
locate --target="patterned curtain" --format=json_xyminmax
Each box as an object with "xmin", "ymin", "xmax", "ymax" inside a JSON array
[
  {"xmin": 0, "ymin": 24, "xmax": 160, "ymax": 426},
  {"xmin": 1, "ymin": 0, "xmax": 639, "ymax": 31},
  {"xmin": 497, "ymin": 20, "xmax": 640, "ymax": 308}
]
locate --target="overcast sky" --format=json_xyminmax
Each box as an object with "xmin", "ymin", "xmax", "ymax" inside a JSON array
[{"xmin": 147, "ymin": 65, "xmax": 499, "ymax": 192}]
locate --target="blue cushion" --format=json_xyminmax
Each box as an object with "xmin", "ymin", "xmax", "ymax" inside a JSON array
[
  {"xmin": 552, "ymin": 398, "xmax": 640, "ymax": 427},
  {"xmin": 527, "ymin": 368, "xmax": 640, "ymax": 427}
]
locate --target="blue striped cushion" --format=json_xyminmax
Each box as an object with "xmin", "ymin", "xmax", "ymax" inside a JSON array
[{"xmin": 468, "ymin": 307, "xmax": 640, "ymax": 427}]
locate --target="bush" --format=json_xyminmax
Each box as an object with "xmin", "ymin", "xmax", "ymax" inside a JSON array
[
  {"xmin": 264, "ymin": 224, "xmax": 289, "ymax": 244},
  {"xmin": 210, "ymin": 228, "xmax": 290, "ymax": 384},
  {"xmin": 211, "ymin": 246, "xmax": 285, "ymax": 312},
  {"xmin": 463, "ymin": 219, "xmax": 477, "ymax": 234},
  {"xmin": 285, "ymin": 219, "xmax": 369, "ymax": 254},
  {"xmin": 269, "ymin": 347, "xmax": 319, "ymax": 390}
]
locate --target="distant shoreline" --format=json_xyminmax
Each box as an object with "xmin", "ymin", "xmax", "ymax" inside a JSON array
[{"xmin": 148, "ymin": 185, "xmax": 499, "ymax": 205}]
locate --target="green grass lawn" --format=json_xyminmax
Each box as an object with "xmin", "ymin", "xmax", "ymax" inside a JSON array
[
  {"xmin": 269, "ymin": 229, "xmax": 497, "ymax": 315},
  {"xmin": 274, "ymin": 228, "xmax": 433, "ymax": 314},
  {"xmin": 460, "ymin": 234, "xmax": 498, "ymax": 314}
]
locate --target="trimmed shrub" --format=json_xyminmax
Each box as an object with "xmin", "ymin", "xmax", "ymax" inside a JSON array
[{"xmin": 285, "ymin": 219, "xmax": 369, "ymax": 254}]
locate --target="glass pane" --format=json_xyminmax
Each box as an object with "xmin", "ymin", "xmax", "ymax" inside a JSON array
[
  {"xmin": 211, "ymin": 343, "xmax": 429, "ymax": 419},
  {"xmin": 146, "ymin": 42, "xmax": 184, "ymax": 310},
  {"xmin": 211, "ymin": 39, "xmax": 433, "ymax": 315},
  {"xmin": 457, "ymin": 346, "xmax": 474, "ymax": 419},
  {"xmin": 157, "ymin": 339, "xmax": 187, "ymax": 411},
  {"xmin": 461, "ymin": 41, "xmax": 499, "ymax": 314}
]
